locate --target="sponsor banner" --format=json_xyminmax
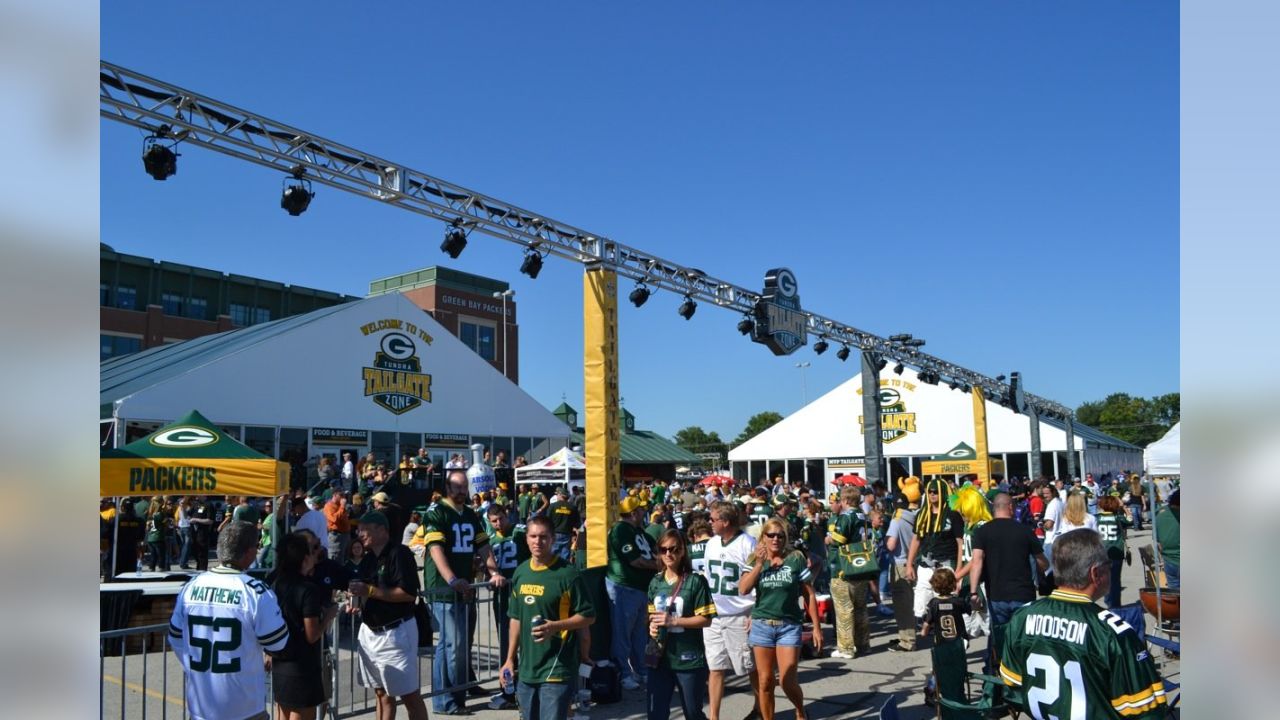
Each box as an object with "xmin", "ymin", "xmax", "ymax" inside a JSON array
[
  {"xmin": 583, "ymin": 269, "xmax": 621, "ymax": 569},
  {"xmin": 312, "ymin": 428, "xmax": 369, "ymax": 445},
  {"xmin": 828, "ymin": 457, "xmax": 866, "ymax": 468},
  {"xmin": 101, "ymin": 458, "xmax": 288, "ymax": 497}
]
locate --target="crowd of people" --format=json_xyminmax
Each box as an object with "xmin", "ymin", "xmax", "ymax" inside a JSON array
[{"xmin": 150, "ymin": 458, "xmax": 1180, "ymax": 720}]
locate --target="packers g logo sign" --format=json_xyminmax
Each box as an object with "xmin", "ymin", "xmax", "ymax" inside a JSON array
[
  {"xmin": 360, "ymin": 322, "xmax": 434, "ymax": 415},
  {"xmin": 858, "ymin": 381, "xmax": 918, "ymax": 444},
  {"xmin": 150, "ymin": 426, "xmax": 218, "ymax": 448},
  {"xmin": 851, "ymin": 555, "xmax": 868, "ymax": 568}
]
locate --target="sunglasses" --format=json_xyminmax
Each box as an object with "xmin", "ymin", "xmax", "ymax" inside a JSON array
[
  {"xmin": 764, "ymin": 532, "xmax": 784, "ymax": 539},
  {"xmin": 658, "ymin": 546, "xmax": 680, "ymax": 555}
]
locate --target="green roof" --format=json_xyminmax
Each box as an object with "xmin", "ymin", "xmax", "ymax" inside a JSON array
[{"xmin": 568, "ymin": 429, "xmax": 699, "ymax": 464}]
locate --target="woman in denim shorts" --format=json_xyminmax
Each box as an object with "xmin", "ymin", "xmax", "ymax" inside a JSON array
[{"xmin": 739, "ymin": 519, "xmax": 822, "ymax": 720}]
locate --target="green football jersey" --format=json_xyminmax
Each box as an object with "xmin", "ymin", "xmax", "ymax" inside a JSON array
[
  {"xmin": 422, "ymin": 499, "xmax": 490, "ymax": 600},
  {"xmin": 1000, "ymin": 589, "xmax": 1167, "ymax": 719},
  {"xmin": 689, "ymin": 539, "xmax": 708, "ymax": 576},
  {"xmin": 508, "ymin": 556, "xmax": 594, "ymax": 683},
  {"xmin": 606, "ymin": 522, "xmax": 656, "ymax": 590},
  {"xmin": 490, "ymin": 524, "xmax": 530, "ymax": 579},
  {"xmin": 1096, "ymin": 512, "xmax": 1129, "ymax": 560},
  {"xmin": 647, "ymin": 572, "xmax": 717, "ymax": 671},
  {"xmin": 751, "ymin": 553, "xmax": 812, "ymax": 623},
  {"xmin": 748, "ymin": 503, "xmax": 774, "ymax": 526}
]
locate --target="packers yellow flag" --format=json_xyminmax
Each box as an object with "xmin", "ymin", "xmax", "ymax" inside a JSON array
[
  {"xmin": 583, "ymin": 268, "xmax": 621, "ymax": 568},
  {"xmin": 972, "ymin": 387, "xmax": 991, "ymax": 490}
]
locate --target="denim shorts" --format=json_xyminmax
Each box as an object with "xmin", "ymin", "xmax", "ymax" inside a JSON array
[{"xmin": 748, "ymin": 618, "xmax": 803, "ymax": 648}]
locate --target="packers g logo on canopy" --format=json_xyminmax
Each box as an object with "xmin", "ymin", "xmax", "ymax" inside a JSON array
[{"xmin": 150, "ymin": 426, "xmax": 218, "ymax": 448}]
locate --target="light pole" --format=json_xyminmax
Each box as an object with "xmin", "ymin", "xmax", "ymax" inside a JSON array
[
  {"xmin": 492, "ymin": 289, "xmax": 515, "ymax": 379},
  {"xmin": 795, "ymin": 361, "xmax": 810, "ymax": 405}
]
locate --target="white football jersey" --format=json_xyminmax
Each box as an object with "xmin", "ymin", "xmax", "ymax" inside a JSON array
[
  {"xmin": 169, "ymin": 565, "xmax": 289, "ymax": 720},
  {"xmin": 702, "ymin": 531, "xmax": 757, "ymax": 616}
]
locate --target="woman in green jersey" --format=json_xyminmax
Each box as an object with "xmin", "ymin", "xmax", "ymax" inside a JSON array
[
  {"xmin": 1096, "ymin": 494, "xmax": 1132, "ymax": 608},
  {"xmin": 646, "ymin": 529, "xmax": 717, "ymax": 720},
  {"xmin": 738, "ymin": 518, "xmax": 821, "ymax": 720}
]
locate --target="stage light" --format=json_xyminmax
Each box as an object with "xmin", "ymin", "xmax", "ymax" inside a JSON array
[
  {"xmin": 949, "ymin": 380, "xmax": 959, "ymax": 390},
  {"xmin": 893, "ymin": 362, "xmax": 904, "ymax": 375},
  {"xmin": 142, "ymin": 136, "xmax": 178, "ymax": 181},
  {"xmin": 629, "ymin": 283, "xmax": 651, "ymax": 308},
  {"xmin": 519, "ymin": 248, "xmax": 544, "ymax": 279},
  {"xmin": 280, "ymin": 169, "xmax": 315, "ymax": 216},
  {"xmin": 996, "ymin": 374, "xmax": 1007, "ymax": 382},
  {"xmin": 678, "ymin": 295, "xmax": 697, "ymax": 320},
  {"xmin": 906, "ymin": 339, "xmax": 926, "ymax": 348},
  {"xmin": 737, "ymin": 316, "xmax": 755, "ymax": 335},
  {"xmin": 441, "ymin": 222, "xmax": 468, "ymax": 259},
  {"xmin": 813, "ymin": 338, "xmax": 828, "ymax": 355},
  {"xmin": 876, "ymin": 357, "xmax": 888, "ymax": 371},
  {"xmin": 836, "ymin": 345, "xmax": 850, "ymax": 362},
  {"xmin": 889, "ymin": 333, "xmax": 912, "ymax": 343}
]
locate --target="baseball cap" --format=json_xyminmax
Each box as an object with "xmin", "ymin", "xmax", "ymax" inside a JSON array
[
  {"xmin": 772, "ymin": 494, "xmax": 793, "ymax": 508},
  {"xmin": 357, "ymin": 510, "xmax": 389, "ymax": 527},
  {"xmin": 619, "ymin": 496, "xmax": 646, "ymax": 515},
  {"xmin": 370, "ymin": 492, "xmax": 390, "ymax": 504}
]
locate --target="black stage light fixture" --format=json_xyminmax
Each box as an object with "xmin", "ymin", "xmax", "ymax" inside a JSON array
[
  {"xmin": 876, "ymin": 357, "xmax": 888, "ymax": 371},
  {"xmin": 996, "ymin": 374, "xmax": 1007, "ymax": 382},
  {"xmin": 737, "ymin": 315, "xmax": 755, "ymax": 335},
  {"xmin": 949, "ymin": 380, "xmax": 959, "ymax": 390},
  {"xmin": 280, "ymin": 167, "xmax": 315, "ymax": 216},
  {"xmin": 813, "ymin": 338, "xmax": 829, "ymax": 355},
  {"xmin": 920, "ymin": 371, "xmax": 938, "ymax": 385},
  {"xmin": 519, "ymin": 248, "xmax": 544, "ymax": 279},
  {"xmin": 836, "ymin": 345, "xmax": 850, "ymax": 362},
  {"xmin": 142, "ymin": 135, "xmax": 178, "ymax": 181},
  {"xmin": 961, "ymin": 383, "xmax": 971, "ymax": 393},
  {"xmin": 888, "ymin": 333, "xmax": 912, "ymax": 343},
  {"xmin": 629, "ymin": 283, "xmax": 651, "ymax": 308},
  {"xmin": 441, "ymin": 222, "xmax": 468, "ymax": 259},
  {"xmin": 906, "ymin": 339, "xmax": 926, "ymax": 348},
  {"xmin": 893, "ymin": 362, "xmax": 904, "ymax": 375},
  {"xmin": 677, "ymin": 295, "xmax": 697, "ymax": 320}
]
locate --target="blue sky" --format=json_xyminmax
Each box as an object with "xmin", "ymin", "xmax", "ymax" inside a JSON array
[{"xmin": 100, "ymin": 2, "xmax": 1178, "ymax": 442}]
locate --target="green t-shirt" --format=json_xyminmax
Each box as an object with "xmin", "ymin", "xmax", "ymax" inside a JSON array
[
  {"xmin": 232, "ymin": 504, "xmax": 260, "ymax": 527},
  {"xmin": 422, "ymin": 499, "xmax": 490, "ymax": 600},
  {"xmin": 826, "ymin": 510, "xmax": 863, "ymax": 575},
  {"xmin": 606, "ymin": 522, "xmax": 656, "ymax": 590},
  {"xmin": 145, "ymin": 511, "xmax": 167, "ymax": 543},
  {"xmin": 1000, "ymin": 590, "xmax": 1167, "ymax": 719},
  {"xmin": 507, "ymin": 557, "xmax": 594, "ymax": 683},
  {"xmin": 517, "ymin": 492, "xmax": 534, "ymax": 520},
  {"xmin": 548, "ymin": 500, "xmax": 579, "ymax": 535},
  {"xmin": 1096, "ymin": 512, "xmax": 1129, "ymax": 560},
  {"xmin": 651, "ymin": 485, "xmax": 666, "ymax": 504},
  {"xmin": 647, "ymin": 572, "xmax": 717, "ymax": 671},
  {"xmin": 689, "ymin": 539, "xmax": 708, "ymax": 576},
  {"xmin": 751, "ymin": 553, "xmax": 813, "ymax": 623},
  {"xmin": 491, "ymin": 525, "xmax": 530, "ymax": 579},
  {"xmin": 1154, "ymin": 507, "xmax": 1179, "ymax": 565}
]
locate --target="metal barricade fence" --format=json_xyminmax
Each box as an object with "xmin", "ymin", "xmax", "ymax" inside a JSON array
[
  {"xmin": 99, "ymin": 582, "xmax": 500, "ymax": 720},
  {"xmin": 330, "ymin": 581, "xmax": 503, "ymax": 719}
]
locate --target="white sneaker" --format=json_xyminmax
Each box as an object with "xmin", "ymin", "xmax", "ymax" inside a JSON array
[
  {"xmin": 620, "ymin": 676, "xmax": 641, "ymax": 691},
  {"xmin": 830, "ymin": 649, "xmax": 855, "ymax": 659}
]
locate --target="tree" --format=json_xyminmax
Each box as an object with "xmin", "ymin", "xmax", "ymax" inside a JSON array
[
  {"xmin": 1074, "ymin": 392, "xmax": 1179, "ymax": 447},
  {"xmin": 673, "ymin": 426, "xmax": 727, "ymax": 460},
  {"xmin": 734, "ymin": 411, "xmax": 784, "ymax": 447}
]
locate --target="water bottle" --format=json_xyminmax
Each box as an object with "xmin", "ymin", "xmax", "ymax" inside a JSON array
[
  {"xmin": 136, "ymin": 557, "xmax": 143, "ymax": 576},
  {"xmin": 467, "ymin": 444, "xmax": 496, "ymax": 497},
  {"xmin": 501, "ymin": 668, "xmax": 515, "ymax": 695}
]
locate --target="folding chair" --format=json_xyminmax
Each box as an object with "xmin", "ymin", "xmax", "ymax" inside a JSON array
[
  {"xmin": 1138, "ymin": 544, "xmax": 1167, "ymax": 588},
  {"xmin": 932, "ymin": 636, "xmax": 1018, "ymax": 719}
]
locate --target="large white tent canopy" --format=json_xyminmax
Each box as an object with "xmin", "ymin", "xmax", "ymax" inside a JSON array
[
  {"xmin": 1143, "ymin": 422, "xmax": 1180, "ymax": 476},
  {"xmin": 729, "ymin": 367, "xmax": 1140, "ymax": 482},
  {"xmin": 101, "ymin": 292, "xmax": 570, "ymax": 441}
]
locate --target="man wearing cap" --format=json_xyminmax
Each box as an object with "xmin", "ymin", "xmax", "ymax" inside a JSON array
[
  {"xmin": 606, "ymin": 495, "xmax": 661, "ymax": 690},
  {"xmin": 370, "ymin": 491, "xmax": 407, "ymax": 547},
  {"xmin": 748, "ymin": 490, "xmax": 774, "ymax": 526},
  {"xmin": 547, "ymin": 485, "xmax": 579, "ymax": 561},
  {"xmin": 1155, "ymin": 489, "xmax": 1180, "ymax": 589},
  {"xmin": 884, "ymin": 477, "xmax": 921, "ymax": 651},
  {"xmin": 349, "ymin": 511, "xmax": 429, "ymax": 720},
  {"xmin": 423, "ymin": 469, "xmax": 505, "ymax": 714}
]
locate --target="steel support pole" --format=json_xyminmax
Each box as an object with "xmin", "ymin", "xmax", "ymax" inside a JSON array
[
  {"xmin": 1028, "ymin": 408, "xmax": 1043, "ymax": 481},
  {"xmin": 860, "ymin": 351, "xmax": 885, "ymax": 489},
  {"xmin": 1064, "ymin": 417, "xmax": 1078, "ymax": 479}
]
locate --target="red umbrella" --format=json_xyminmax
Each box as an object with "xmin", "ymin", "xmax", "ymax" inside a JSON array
[
  {"xmin": 701, "ymin": 474, "xmax": 734, "ymax": 487},
  {"xmin": 835, "ymin": 473, "xmax": 867, "ymax": 487}
]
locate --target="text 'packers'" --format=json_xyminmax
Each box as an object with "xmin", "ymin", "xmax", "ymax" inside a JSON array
[
  {"xmin": 130, "ymin": 466, "xmax": 218, "ymax": 493},
  {"xmin": 519, "ymin": 584, "xmax": 545, "ymax": 597}
]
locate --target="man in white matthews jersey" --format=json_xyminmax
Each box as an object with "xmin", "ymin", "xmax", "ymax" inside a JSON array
[
  {"xmin": 702, "ymin": 501, "xmax": 762, "ymax": 720},
  {"xmin": 169, "ymin": 520, "xmax": 289, "ymax": 720}
]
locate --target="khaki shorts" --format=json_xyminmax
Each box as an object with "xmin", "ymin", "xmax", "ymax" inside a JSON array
[{"xmin": 705, "ymin": 614, "xmax": 754, "ymax": 675}]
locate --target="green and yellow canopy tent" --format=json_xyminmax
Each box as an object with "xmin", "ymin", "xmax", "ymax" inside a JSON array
[
  {"xmin": 100, "ymin": 409, "xmax": 289, "ymax": 497},
  {"xmin": 920, "ymin": 441, "xmax": 1004, "ymax": 480}
]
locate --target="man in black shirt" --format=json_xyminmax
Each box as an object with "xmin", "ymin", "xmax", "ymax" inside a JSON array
[
  {"xmin": 348, "ymin": 511, "xmax": 428, "ymax": 720},
  {"xmin": 547, "ymin": 485, "xmax": 580, "ymax": 561},
  {"xmin": 905, "ymin": 479, "xmax": 964, "ymax": 622},
  {"xmin": 968, "ymin": 492, "xmax": 1048, "ymax": 674}
]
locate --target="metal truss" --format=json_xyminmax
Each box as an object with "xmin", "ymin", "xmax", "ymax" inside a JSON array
[{"xmin": 99, "ymin": 60, "xmax": 1072, "ymax": 419}]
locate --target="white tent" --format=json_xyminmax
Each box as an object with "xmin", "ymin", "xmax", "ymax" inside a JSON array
[
  {"xmin": 515, "ymin": 447, "xmax": 586, "ymax": 492},
  {"xmin": 101, "ymin": 292, "xmax": 571, "ymax": 448},
  {"xmin": 729, "ymin": 366, "xmax": 1141, "ymax": 486},
  {"xmin": 1143, "ymin": 422, "xmax": 1180, "ymax": 476}
]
